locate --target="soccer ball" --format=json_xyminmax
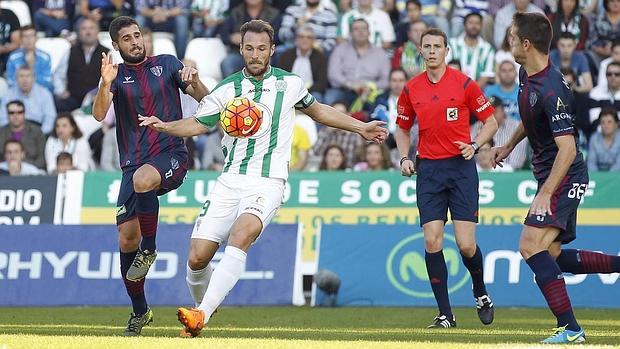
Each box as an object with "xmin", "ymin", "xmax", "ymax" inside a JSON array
[{"xmin": 220, "ymin": 97, "xmax": 263, "ymax": 138}]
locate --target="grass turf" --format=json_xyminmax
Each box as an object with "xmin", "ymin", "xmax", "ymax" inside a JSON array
[{"xmin": 1, "ymin": 306, "xmax": 619, "ymax": 348}]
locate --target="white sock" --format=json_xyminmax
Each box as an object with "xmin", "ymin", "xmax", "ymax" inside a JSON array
[
  {"xmin": 198, "ymin": 246, "xmax": 247, "ymax": 321},
  {"xmin": 186, "ymin": 263, "xmax": 213, "ymax": 307}
]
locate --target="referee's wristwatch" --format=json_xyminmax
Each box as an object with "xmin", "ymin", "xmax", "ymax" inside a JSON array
[{"xmin": 470, "ymin": 142, "xmax": 480, "ymax": 154}]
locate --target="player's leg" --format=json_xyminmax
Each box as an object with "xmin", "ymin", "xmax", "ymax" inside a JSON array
[
  {"xmin": 520, "ymin": 225, "xmax": 584, "ymax": 343},
  {"xmin": 185, "ymin": 239, "xmax": 217, "ymax": 307}
]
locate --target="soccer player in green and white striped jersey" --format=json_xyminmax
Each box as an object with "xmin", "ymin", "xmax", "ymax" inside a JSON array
[{"xmin": 139, "ymin": 19, "xmax": 388, "ymax": 337}]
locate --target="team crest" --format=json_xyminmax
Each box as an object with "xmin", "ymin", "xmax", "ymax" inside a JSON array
[
  {"xmin": 171, "ymin": 157, "xmax": 179, "ymax": 170},
  {"xmin": 275, "ymin": 80, "xmax": 287, "ymax": 92},
  {"xmin": 150, "ymin": 66, "xmax": 163, "ymax": 77},
  {"xmin": 529, "ymin": 92, "xmax": 538, "ymax": 107},
  {"xmin": 446, "ymin": 107, "xmax": 458, "ymax": 121}
]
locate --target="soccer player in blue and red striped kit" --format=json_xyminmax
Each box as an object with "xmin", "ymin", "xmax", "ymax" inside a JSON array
[
  {"xmin": 395, "ymin": 28, "xmax": 499, "ymax": 329},
  {"xmin": 493, "ymin": 12, "xmax": 620, "ymax": 344},
  {"xmin": 92, "ymin": 16, "xmax": 209, "ymax": 336}
]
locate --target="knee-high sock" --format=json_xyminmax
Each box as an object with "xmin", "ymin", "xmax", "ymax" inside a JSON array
[
  {"xmin": 186, "ymin": 263, "xmax": 213, "ymax": 307},
  {"xmin": 198, "ymin": 246, "xmax": 246, "ymax": 321},
  {"xmin": 557, "ymin": 249, "xmax": 620, "ymax": 274},
  {"xmin": 526, "ymin": 251, "xmax": 579, "ymax": 331},
  {"xmin": 425, "ymin": 250, "xmax": 452, "ymax": 318},
  {"xmin": 136, "ymin": 190, "xmax": 159, "ymax": 252},
  {"xmin": 120, "ymin": 250, "xmax": 148, "ymax": 315},
  {"xmin": 461, "ymin": 245, "xmax": 487, "ymax": 298}
]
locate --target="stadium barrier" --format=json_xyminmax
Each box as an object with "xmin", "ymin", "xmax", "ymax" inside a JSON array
[
  {"xmin": 0, "ymin": 224, "xmax": 304, "ymax": 306},
  {"xmin": 314, "ymin": 224, "xmax": 620, "ymax": 308}
]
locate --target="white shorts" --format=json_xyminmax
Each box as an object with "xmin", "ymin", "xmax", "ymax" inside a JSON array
[{"xmin": 190, "ymin": 173, "xmax": 285, "ymax": 244}]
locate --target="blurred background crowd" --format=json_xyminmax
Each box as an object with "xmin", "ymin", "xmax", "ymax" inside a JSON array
[{"xmin": 0, "ymin": 0, "xmax": 619, "ymax": 176}]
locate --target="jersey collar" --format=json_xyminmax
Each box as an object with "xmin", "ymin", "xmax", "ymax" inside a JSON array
[{"xmin": 242, "ymin": 65, "xmax": 273, "ymax": 82}]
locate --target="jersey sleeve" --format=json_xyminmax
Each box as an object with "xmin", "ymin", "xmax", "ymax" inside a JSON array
[
  {"xmin": 194, "ymin": 85, "xmax": 228, "ymax": 128},
  {"xmin": 396, "ymin": 85, "xmax": 415, "ymax": 130},
  {"xmin": 293, "ymin": 76, "xmax": 316, "ymax": 109},
  {"xmin": 169, "ymin": 56, "xmax": 190, "ymax": 93},
  {"xmin": 465, "ymin": 78, "xmax": 494, "ymax": 121},
  {"xmin": 544, "ymin": 78, "xmax": 576, "ymax": 137}
]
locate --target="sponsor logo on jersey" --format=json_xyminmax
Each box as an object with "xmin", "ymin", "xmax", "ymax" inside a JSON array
[
  {"xmin": 248, "ymin": 88, "xmax": 271, "ymax": 93},
  {"xmin": 397, "ymin": 114, "xmax": 409, "ymax": 121},
  {"xmin": 123, "ymin": 76, "xmax": 135, "ymax": 84},
  {"xmin": 476, "ymin": 101, "xmax": 491, "ymax": 113},
  {"xmin": 556, "ymin": 97, "xmax": 567, "ymax": 111},
  {"xmin": 476, "ymin": 95, "xmax": 486, "ymax": 105},
  {"xmin": 552, "ymin": 113, "xmax": 571, "ymax": 122},
  {"xmin": 446, "ymin": 107, "xmax": 458, "ymax": 121},
  {"xmin": 150, "ymin": 66, "xmax": 163, "ymax": 77}
]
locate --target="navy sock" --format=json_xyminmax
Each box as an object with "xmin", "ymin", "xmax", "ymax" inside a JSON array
[
  {"xmin": 557, "ymin": 249, "xmax": 620, "ymax": 274},
  {"xmin": 526, "ymin": 251, "xmax": 579, "ymax": 331},
  {"xmin": 136, "ymin": 190, "xmax": 159, "ymax": 252},
  {"xmin": 425, "ymin": 250, "xmax": 452, "ymax": 318},
  {"xmin": 461, "ymin": 245, "xmax": 487, "ymax": 298},
  {"xmin": 120, "ymin": 250, "xmax": 148, "ymax": 315}
]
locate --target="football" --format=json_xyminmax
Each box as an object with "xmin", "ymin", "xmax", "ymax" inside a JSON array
[{"xmin": 220, "ymin": 97, "xmax": 263, "ymax": 138}]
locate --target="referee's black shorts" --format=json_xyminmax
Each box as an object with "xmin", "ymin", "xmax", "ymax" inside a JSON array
[{"xmin": 416, "ymin": 155, "xmax": 479, "ymax": 227}]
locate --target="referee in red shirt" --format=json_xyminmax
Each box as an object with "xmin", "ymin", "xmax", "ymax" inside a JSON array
[{"xmin": 395, "ymin": 28, "xmax": 498, "ymax": 329}]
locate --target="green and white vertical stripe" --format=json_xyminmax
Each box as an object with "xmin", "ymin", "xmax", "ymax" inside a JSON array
[{"xmin": 447, "ymin": 35, "xmax": 496, "ymax": 81}]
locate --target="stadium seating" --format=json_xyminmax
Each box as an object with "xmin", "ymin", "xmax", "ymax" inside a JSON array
[
  {"xmin": 0, "ymin": 0, "xmax": 31, "ymax": 26},
  {"xmin": 185, "ymin": 38, "xmax": 227, "ymax": 81},
  {"xmin": 36, "ymin": 37, "xmax": 71, "ymax": 73},
  {"xmin": 98, "ymin": 32, "xmax": 114, "ymax": 50},
  {"xmin": 153, "ymin": 36, "xmax": 176, "ymax": 57}
]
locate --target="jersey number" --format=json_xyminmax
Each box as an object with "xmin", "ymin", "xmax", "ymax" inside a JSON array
[
  {"xmin": 198, "ymin": 200, "xmax": 211, "ymax": 217},
  {"xmin": 567, "ymin": 183, "xmax": 587, "ymax": 200}
]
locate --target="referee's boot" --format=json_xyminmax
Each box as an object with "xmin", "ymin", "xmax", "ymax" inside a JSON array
[
  {"xmin": 427, "ymin": 314, "xmax": 456, "ymax": 328},
  {"xmin": 475, "ymin": 294, "xmax": 494, "ymax": 325}
]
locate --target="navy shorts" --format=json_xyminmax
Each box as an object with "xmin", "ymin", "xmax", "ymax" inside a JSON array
[
  {"xmin": 524, "ymin": 170, "xmax": 589, "ymax": 244},
  {"xmin": 116, "ymin": 148, "xmax": 189, "ymax": 225},
  {"xmin": 416, "ymin": 156, "xmax": 479, "ymax": 226}
]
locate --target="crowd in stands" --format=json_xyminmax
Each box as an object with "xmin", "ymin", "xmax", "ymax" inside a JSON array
[{"xmin": 1, "ymin": 0, "xmax": 620, "ymax": 176}]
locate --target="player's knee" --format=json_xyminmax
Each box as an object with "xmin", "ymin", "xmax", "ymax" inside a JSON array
[
  {"xmin": 518, "ymin": 234, "xmax": 537, "ymax": 259},
  {"xmin": 424, "ymin": 236, "xmax": 443, "ymax": 253},
  {"xmin": 228, "ymin": 230, "xmax": 256, "ymax": 251},
  {"xmin": 118, "ymin": 231, "xmax": 140, "ymax": 250},
  {"xmin": 187, "ymin": 253, "xmax": 210, "ymax": 270},
  {"xmin": 133, "ymin": 175, "xmax": 154, "ymax": 193},
  {"xmin": 458, "ymin": 242, "xmax": 476, "ymax": 257}
]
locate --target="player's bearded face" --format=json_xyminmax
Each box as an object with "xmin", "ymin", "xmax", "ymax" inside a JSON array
[
  {"xmin": 508, "ymin": 25, "xmax": 525, "ymax": 65},
  {"xmin": 120, "ymin": 41, "xmax": 146, "ymax": 64},
  {"xmin": 241, "ymin": 32, "xmax": 274, "ymax": 76},
  {"xmin": 116, "ymin": 25, "xmax": 147, "ymax": 64}
]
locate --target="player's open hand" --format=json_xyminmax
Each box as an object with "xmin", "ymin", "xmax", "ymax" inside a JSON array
[
  {"xmin": 454, "ymin": 141, "xmax": 475, "ymax": 160},
  {"xmin": 529, "ymin": 192, "xmax": 553, "ymax": 217},
  {"xmin": 400, "ymin": 158, "xmax": 415, "ymax": 177},
  {"xmin": 360, "ymin": 120, "xmax": 389, "ymax": 143},
  {"xmin": 100, "ymin": 52, "xmax": 118, "ymax": 85},
  {"xmin": 138, "ymin": 114, "xmax": 167, "ymax": 132},
  {"xmin": 490, "ymin": 145, "xmax": 511, "ymax": 168},
  {"xmin": 179, "ymin": 66, "xmax": 199, "ymax": 87}
]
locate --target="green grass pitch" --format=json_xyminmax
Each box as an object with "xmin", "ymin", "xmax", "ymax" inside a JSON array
[{"xmin": 1, "ymin": 306, "xmax": 619, "ymax": 348}]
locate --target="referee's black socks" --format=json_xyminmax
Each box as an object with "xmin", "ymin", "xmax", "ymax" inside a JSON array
[{"xmin": 461, "ymin": 245, "xmax": 487, "ymax": 298}]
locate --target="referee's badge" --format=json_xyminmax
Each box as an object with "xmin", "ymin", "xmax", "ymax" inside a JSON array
[{"xmin": 446, "ymin": 107, "xmax": 458, "ymax": 121}]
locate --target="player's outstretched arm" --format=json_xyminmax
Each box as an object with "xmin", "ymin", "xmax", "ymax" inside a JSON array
[
  {"xmin": 490, "ymin": 122, "xmax": 527, "ymax": 168},
  {"xmin": 180, "ymin": 66, "xmax": 209, "ymax": 102},
  {"xmin": 93, "ymin": 52, "xmax": 117, "ymax": 121},
  {"xmin": 138, "ymin": 115, "xmax": 209, "ymax": 137},
  {"xmin": 301, "ymin": 102, "xmax": 388, "ymax": 143}
]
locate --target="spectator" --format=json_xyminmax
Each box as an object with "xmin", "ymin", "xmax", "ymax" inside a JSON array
[
  {"xmin": 311, "ymin": 101, "xmax": 365, "ymax": 168},
  {"xmin": 45, "ymin": 113, "xmax": 94, "ymax": 173},
  {"xmin": 100, "ymin": 125, "xmax": 120, "ymax": 171},
  {"xmin": 290, "ymin": 124, "xmax": 311, "ymax": 171},
  {"xmin": 276, "ymin": 26, "xmax": 328, "ymax": 102},
  {"xmin": 353, "ymin": 142, "xmax": 392, "ymax": 170},
  {"xmin": 319, "ymin": 144, "xmax": 348, "ymax": 170},
  {"xmin": 450, "ymin": 0, "xmax": 489, "ymax": 39},
  {"xmin": 326, "ymin": 18, "xmax": 390, "ymax": 106},
  {"xmin": 471, "ymin": 96, "xmax": 528, "ymax": 170},
  {"xmin": 200, "ymin": 128, "xmax": 224, "ymax": 171},
  {"xmin": 32, "ymin": 0, "xmax": 75, "ymax": 37},
  {"xmin": 54, "ymin": 18, "xmax": 108, "ymax": 112},
  {"xmin": 0, "ymin": 139, "xmax": 46, "ymax": 175},
  {"xmin": 79, "ymin": 0, "xmax": 133, "ymax": 31},
  {"xmin": 191, "ymin": 0, "xmax": 229, "ymax": 37},
  {"xmin": 219, "ymin": 0, "xmax": 281, "ymax": 77},
  {"xmin": 549, "ymin": 0, "xmax": 590, "ymax": 51},
  {"xmin": 0, "ymin": 8, "xmax": 21, "ymax": 75},
  {"xmin": 597, "ymin": 38, "xmax": 620, "ymax": 89},
  {"xmin": 494, "ymin": 0, "xmax": 544, "ymax": 48},
  {"xmin": 447, "ymin": 59, "xmax": 462, "ymax": 71},
  {"xmin": 447, "ymin": 12, "xmax": 495, "ymax": 89},
  {"xmin": 0, "ymin": 65, "xmax": 57, "ymax": 135},
  {"xmin": 135, "ymin": 0, "xmax": 189, "ymax": 58},
  {"xmin": 494, "ymin": 26, "xmax": 520, "ymax": 72},
  {"xmin": 550, "ymin": 32, "xmax": 593, "ymax": 93},
  {"xmin": 394, "ymin": 0, "xmax": 423, "ymax": 47},
  {"xmin": 6, "ymin": 25, "xmax": 53, "ymax": 92},
  {"xmin": 589, "ymin": 61, "xmax": 620, "ymax": 125},
  {"xmin": 0, "ymin": 100, "xmax": 46, "ymax": 169},
  {"xmin": 391, "ymin": 19, "xmax": 426, "ymax": 78},
  {"xmin": 279, "ymin": 0, "xmax": 338, "ymax": 53},
  {"xmin": 339, "ymin": 0, "xmax": 395, "ymax": 49},
  {"xmin": 54, "ymin": 151, "xmax": 77, "ymax": 174},
  {"xmin": 475, "ymin": 141, "xmax": 514, "ymax": 172},
  {"xmin": 488, "ymin": 0, "xmax": 546, "ymax": 16},
  {"xmin": 588, "ymin": 107, "xmax": 620, "ymax": 171},
  {"xmin": 366, "ymin": 68, "xmax": 407, "ymax": 147},
  {"xmin": 142, "ymin": 27, "xmax": 155, "ymax": 56},
  {"xmin": 589, "ymin": 0, "xmax": 620, "ymax": 66},
  {"xmin": 418, "ymin": 0, "xmax": 451, "ymax": 35},
  {"xmin": 484, "ymin": 60, "xmax": 520, "ymax": 121}
]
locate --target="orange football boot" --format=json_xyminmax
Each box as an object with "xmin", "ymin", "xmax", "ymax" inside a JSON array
[{"xmin": 177, "ymin": 308, "xmax": 205, "ymax": 337}]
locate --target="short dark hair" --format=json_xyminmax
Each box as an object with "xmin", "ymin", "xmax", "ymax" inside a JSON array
[
  {"xmin": 420, "ymin": 28, "xmax": 447, "ymax": 47},
  {"xmin": 52, "ymin": 113, "xmax": 83, "ymax": 139},
  {"xmin": 406, "ymin": 0, "xmax": 421, "ymax": 9},
  {"xmin": 607, "ymin": 61, "xmax": 620, "ymax": 73},
  {"xmin": 558, "ymin": 31, "xmax": 576, "ymax": 41},
  {"xmin": 448, "ymin": 59, "xmax": 461, "ymax": 70},
  {"xmin": 6, "ymin": 100, "xmax": 25, "ymax": 112},
  {"xmin": 390, "ymin": 68, "xmax": 408, "ymax": 80},
  {"xmin": 599, "ymin": 107, "xmax": 619, "ymax": 123},
  {"xmin": 109, "ymin": 16, "xmax": 140, "ymax": 43},
  {"xmin": 56, "ymin": 151, "xmax": 73, "ymax": 164},
  {"xmin": 350, "ymin": 18, "xmax": 370, "ymax": 31},
  {"xmin": 240, "ymin": 20, "xmax": 275, "ymax": 45},
  {"xmin": 512, "ymin": 12, "xmax": 552, "ymax": 54},
  {"xmin": 4, "ymin": 139, "xmax": 23, "ymax": 153},
  {"xmin": 464, "ymin": 12, "xmax": 483, "ymax": 24},
  {"xmin": 20, "ymin": 25, "xmax": 35, "ymax": 34}
]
